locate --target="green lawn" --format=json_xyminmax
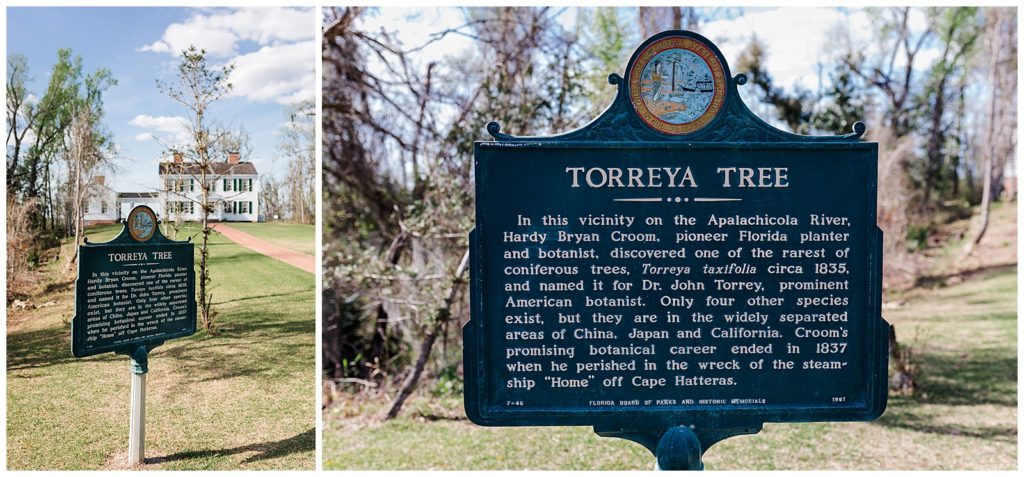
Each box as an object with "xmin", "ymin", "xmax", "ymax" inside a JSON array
[
  {"xmin": 323, "ymin": 266, "xmax": 1017, "ymax": 470},
  {"xmin": 222, "ymin": 222, "xmax": 315, "ymax": 256},
  {"xmin": 7, "ymin": 224, "xmax": 315, "ymax": 470}
]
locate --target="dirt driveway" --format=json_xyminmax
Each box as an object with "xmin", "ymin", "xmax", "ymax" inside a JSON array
[{"xmin": 212, "ymin": 223, "xmax": 315, "ymax": 274}]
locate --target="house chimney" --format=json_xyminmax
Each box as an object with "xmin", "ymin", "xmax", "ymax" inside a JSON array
[
  {"xmin": 173, "ymin": 151, "xmax": 183, "ymax": 164},
  {"xmin": 94, "ymin": 175, "xmax": 105, "ymax": 186},
  {"xmin": 227, "ymin": 151, "xmax": 240, "ymax": 165}
]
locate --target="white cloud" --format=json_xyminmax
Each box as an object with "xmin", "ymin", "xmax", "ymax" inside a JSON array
[
  {"xmin": 128, "ymin": 115, "xmax": 191, "ymax": 144},
  {"xmin": 141, "ymin": 23, "xmax": 238, "ymax": 57},
  {"xmin": 141, "ymin": 7, "xmax": 314, "ymax": 105},
  {"xmin": 140, "ymin": 7, "xmax": 312, "ymax": 58},
  {"xmin": 228, "ymin": 40, "xmax": 315, "ymax": 105},
  {"xmin": 703, "ymin": 8, "xmax": 854, "ymax": 91},
  {"xmin": 360, "ymin": 8, "xmax": 473, "ymax": 67},
  {"xmin": 702, "ymin": 7, "xmax": 942, "ymax": 94}
]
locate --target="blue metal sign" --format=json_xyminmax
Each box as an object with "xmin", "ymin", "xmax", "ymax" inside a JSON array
[
  {"xmin": 464, "ymin": 30, "xmax": 888, "ymax": 469},
  {"xmin": 71, "ymin": 206, "xmax": 197, "ymax": 368}
]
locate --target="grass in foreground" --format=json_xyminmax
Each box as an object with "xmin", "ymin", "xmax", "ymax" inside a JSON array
[
  {"xmin": 7, "ymin": 224, "xmax": 315, "ymax": 470},
  {"xmin": 222, "ymin": 222, "xmax": 315, "ymax": 256},
  {"xmin": 323, "ymin": 266, "xmax": 1017, "ymax": 470}
]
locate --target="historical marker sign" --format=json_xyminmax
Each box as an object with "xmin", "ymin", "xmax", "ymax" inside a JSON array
[
  {"xmin": 72, "ymin": 205, "xmax": 197, "ymax": 358},
  {"xmin": 464, "ymin": 31, "xmax": 887, "ymax": 468}
]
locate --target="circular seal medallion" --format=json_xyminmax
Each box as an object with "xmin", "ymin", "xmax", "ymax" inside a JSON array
[
  {"xmin": 127, "ymin": 206, "xmax": 157, "ymax": 242},
  {"xmin": 628, "ymin": 36, "xmax": 727, "ymax": 135}
]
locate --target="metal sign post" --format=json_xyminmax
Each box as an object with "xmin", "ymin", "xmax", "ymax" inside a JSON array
[
  {"xmin": 129, "ymin": 369, "xmax": 146, "ymax": 465},
  {"xmin": 125, "ymin": 346, "xmax": 151, "ymax": 466}
]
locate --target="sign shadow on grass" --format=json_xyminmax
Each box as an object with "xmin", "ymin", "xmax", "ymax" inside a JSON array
[
  {"xmin": 155, "ymin": 316, "xmax": 313, "ymax": 386},
  {"xmin": 144, "ymin": 427, "xmax": 315, "ymax": 466},
  {"xmin": 7, "ymin": 326, "xmax": 121, "ymax": 371},
  {"xmin": 213, "ymin": 288, "xmax": 315, "ymax": 307},
  {"xmin": 874, "ymin": 349, "xmax": 1017, "ymax": 443}
]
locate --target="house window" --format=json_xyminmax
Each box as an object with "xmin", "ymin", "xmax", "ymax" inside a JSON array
[
  {"xmin": 225, "ymin": 201, "xmax": 252, "ymax": 214},
  {"xmin": 101, "ymin": 201, "xmax": 108, "ymax": 214},
  {"xmin": 229, "ymin": 178, "xmax": 252, "ymax": 192},
  {"xmin": 170, "ymin": 201, "xmax": 195, "ymax": 214},
  {"xmin": 166, "ymin": 179, "xmax": 194, "ymax": 193},
  {"xmin": 85, "ymin": 202, "xmax": 91, "ymax": 214},
  {"xmin": 168, "ymin": 179, "xmax": 194, "ymax": 193}
]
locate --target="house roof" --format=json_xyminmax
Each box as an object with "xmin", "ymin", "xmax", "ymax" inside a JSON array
[
  {"xmin": 158, "ymin": 161, "xmax": 258, "ymax": 175},
  {"xmin": 118, "ymin": 192, "xmax": 159, "ymax": 199}
]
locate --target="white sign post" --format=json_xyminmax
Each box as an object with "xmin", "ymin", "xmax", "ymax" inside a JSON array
[{"xmin": 128, "ymin": 368, "xmax": 146, "ymax": 466}]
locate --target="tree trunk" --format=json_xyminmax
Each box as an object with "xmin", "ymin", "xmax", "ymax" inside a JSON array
[
  {"xmin": 383, "ymin": 249, "xmax": 469, "ymax": 421},
  {"xmin": 368, "ymin": 232, "xmax": 409, "ymax": 369},
  {"xmin": 200, "ymin": 167, "xmax": 213, "ymax": 332},
  {"xmin": 65, "ymin": 148, "xmax": 83, "ymax": 272},
  {"xmin": 923, "ymin": 72, "xmax": 948, "ymax": 204},
  {"xmin": 964, "ymin": 155, "xmax": 993, "ymax": 255},
  {"xmin": 962, "ymin": 14, "xmax": 1004, "ymax": 257}
]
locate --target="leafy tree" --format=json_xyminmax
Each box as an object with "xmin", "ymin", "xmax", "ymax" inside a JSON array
[
  {"xmin": 736, "ymin": 36, "xmax": 813, "ymax": 133},
  {"xmin": 810, "ymin": 55, "xmax": 868, "ymax": 135},
  {"xmin": 6, "ymin": 49, "xmax": 115, "ymax": 276},
  {"xmin": 915, "ymin": 7, "xmax": 981, "ymax": 203},
  {"xmin": 578, "ymin": 8, "xmax": 631, "ymax": 114},
  {"xmin": 7, "ymin": 54, "xmax": 35, "ymax": 194}
]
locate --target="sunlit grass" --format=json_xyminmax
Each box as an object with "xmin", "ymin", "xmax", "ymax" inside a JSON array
[
  {"xmin": 324, "ymin": 266, "xmax": 1017, "ymax": 470},
  {"xmin": 222, "ymin": 222, "xmax": 315, "ymax": 256},
  {"xmin": 7, "ymin": 224, "xmax": 315, "ymax": 470}
]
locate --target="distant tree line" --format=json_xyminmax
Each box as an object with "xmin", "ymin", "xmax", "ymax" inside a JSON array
[
  {"xmin": 6, "ymin": 49, "xmax": 116, "ymax": 297},
  {"xmin": 260, "ymin": 99, "xmax": 316, "ymax": 224}
]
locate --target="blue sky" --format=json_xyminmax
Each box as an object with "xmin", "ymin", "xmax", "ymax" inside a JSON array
[{"xmin": 7, "ymin": 7, "xmax": 315, "ymax": 192}]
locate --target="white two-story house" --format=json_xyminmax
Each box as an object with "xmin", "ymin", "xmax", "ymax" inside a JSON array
[
  {"xmin": 83, "ymin": 152, "xmax": 260, "ymax": 226},
  {"xmin": 82, "ymin": 175, "xmax": 119, "ymax": 225},
  {"xmin": 159, "ymin": 151, "xmax": 259, "ymax": 223}
]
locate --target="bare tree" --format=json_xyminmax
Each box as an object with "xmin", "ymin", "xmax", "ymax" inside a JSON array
[
  {"xmin": 845, "ymin": 7, "xmax": 934, "ymax": 138},
  {"xmin": 963, "ymin": 7, "xmax": 1017, "ymax": 256},
  {"xmin": 279, "ymin": 99, "xmax": 315, "ymax": 223},
  {"xmin": 64, "ymin": 108, "xmax": 107, "ymax": 271},
  {"xmin": 323, "ymin": 6, "xmax": 592, "ymax": 419},
  {"xmin": 157, "ymin": 46, "xmax": 237, "ymax": 333},
  {"xmin": 638, "ymin": 7, "xmax": 700, "ymax": 37},
  {"xmin": 259, "ymin": 174, "xmax": 286, "ymax": 221}
]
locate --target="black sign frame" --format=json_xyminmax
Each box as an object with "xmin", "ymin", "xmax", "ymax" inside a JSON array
[
  {"xmin": 71, "ymin": 206, "xmax": 197, "ymax": 359},
  {"xmin": 463, "ymin": 30, "xmax": 889, "ymax": 467}
]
